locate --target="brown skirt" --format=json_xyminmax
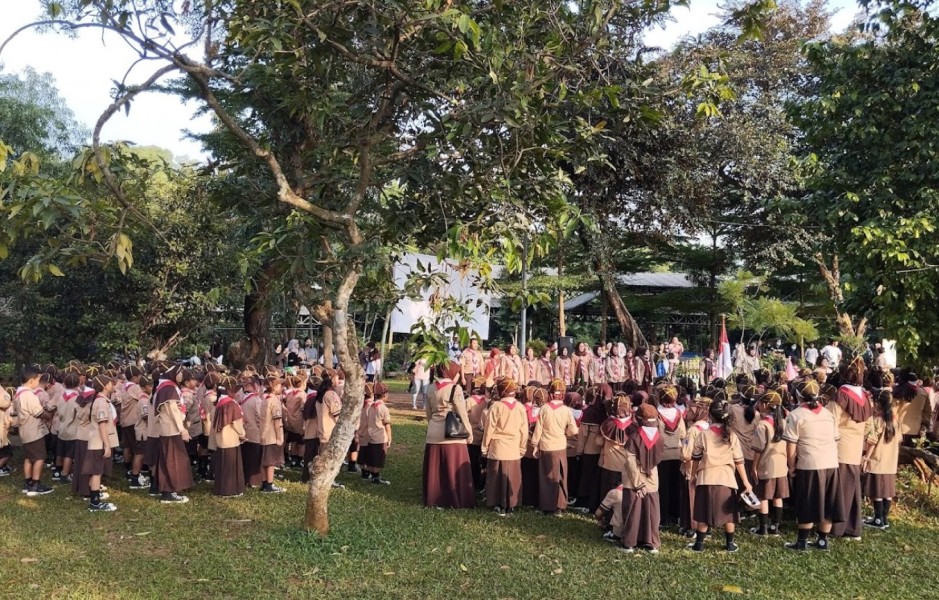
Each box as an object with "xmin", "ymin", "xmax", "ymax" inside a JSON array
[
  {"xmin": 121, "ymin": 426, "xmax": 138, "ymax": 455},
  {"xmin": 693, "ymin": 484, "xmax": 739, "ymax": 527},
  {"xmin": 468, "ymin": 444, "xmax": 485, "ymax": 491},
  {"xmin": 486, "ymin": 458, "xmax": 522, "ymax": 510},
  {"xmin": 71, "ymin": 440, "xmax": 91, "ymax": 497},
  {"xmin": 302, "ymin": 438, "xmax": 320, "ymax": 483},
  {"xmin": 23, "ymin": 438, "xmax": 47, "ymax": 462},
  {"xmin": 862, "ymin": 472, "xmax": 897, "ymax": 499},
  {"xmin": 521, "ymin": 457, "xmax": 540, "ymax": 507},
  {"xmin": 157, "ymin": 435, "xmax": 193, "ymax": 493},
  {"xmin": 143, "ymin": 436, "xmax": 160, "ymax": 468},
  {"xmin": 755, "ymin": 475, "xmax": 790, "ymax": 501},
  {"xmin": 422, "ymin": 443, "xmax": 475, "ymax": 509},
  {"xmin": 658, "ymin": 459, "xmax": 683, "ymax": 524},
  {"xmin": 833, "ymin": 463, "xmax": 862, "ymax": 537},
  {"xmin": 622, "ymin": 489, "xmax": 661, "ymax": 549},
  {"xmin": 794, "ymin": 468, "xmax": 845, "ymax": 525},
  {"xmin": 56, "ymin": 438, "xmax": 76, "ymax": 460},
  {"xmin": 241, "ymin": 441, "xmax": 263, "ymax": 487},
  {"xmin": 538, "ymin": 450, "xmax": 569, "ymax": 512},
  {"xmin": 213, "ymin": 446, "xmax": 245, "ymax": 497},
  {"xmin": 366, "ymin": 443, "xmax": 387, "ymax": 469},
  {"xmin": 577, "ymin": 453, "xmax": 602, "ymax": 511},
  {"xmin": 680, "ymin": 479, "xmax": 695, "ymax": 530},
  {"xmin": 260, "ymin": 443, "xmax": 284, "ymax": 468},
  {"xmin": 81, "ymin": 448, "xmax": 113, "ymax": 476}
]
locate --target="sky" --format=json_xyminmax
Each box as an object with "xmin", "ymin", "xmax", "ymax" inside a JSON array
[{"xmin": 0, "ymin": 0, "xmax": 861, "ymax": 161}]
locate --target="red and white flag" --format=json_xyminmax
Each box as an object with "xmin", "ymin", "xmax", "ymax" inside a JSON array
[{"xmin": 717, "ymin": 315, "xmax": 733, "ymax": 378}]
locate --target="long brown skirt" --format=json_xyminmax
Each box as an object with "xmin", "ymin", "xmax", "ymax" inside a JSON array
[
  {"xmin": 302, "ymin": 438, "xmax": 320, "ymax": 483},
  {"xmin": 71, "ymin": 440, "xmax": 91, "ymax": 497},
  {"xmin": 81, "ymin": 448, "xmax": 113, "ymax": 477},
  {"xmin": 755, "ymin": 475, "xmax": 790, "ymax": 501},
  {"xmin": 260, "ymin": 443, "xmax": 284, "ymax": 468},
  {"xmin": 622, "ymin": 489, "xmax": 661, "ymax": 549},
  {"xmin": 577, "ymin": 453, "xmax": 601, "ymax": 511},
  {"xmin": 862, "ymin": 472, "xmax": 897, "ymax": 499},
  {"xmin": 567, "ymin": 455, "xmax": 581, "ymax": 501},
  {"xmin": 658, "ymin": 459, "xmax": 683, "ymax": 525},
  {"xmin": 538, "ymin": 450, "xmax": 568, "ymax": 512},
  {"xmin": 157, "ymin": 435, "xmax": 193, "ymax": 493},
  {"xmin": 213, "ymin": 446, "xmax": 245, "ymax": 497},
  {"xmin": 422, "ymin": 443, "xmax": 475, "ymax": 509},
  {"xmin": 693, "ymin": 484, "xmax": 739, "ymax": 527},
  {"xmin": 794, "ymin": 468, "xmax": 844, "ymax": 525},
  {"xmin": 241, "ymin": 441, "xmax": 263, "ymax": 487},
  {"xmin": 832, "ymin": 463, "xmax": 862, "ymax": 537},
  {"xmin": 486, "ymin": 458, "xmax": 522, "ymax": 510},
  {"xmin": 521, "ymin": 457, "xmax": 540, "ymax": 507}
]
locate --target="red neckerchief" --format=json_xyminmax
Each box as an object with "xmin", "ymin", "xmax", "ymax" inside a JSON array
[
  {"xmin": 762, "ymin": 415, "xmax": 775, "ymax": 427},
  {"xmin": 658, "ymin": 406, "xmax": 681, "ymax": 430},
  {"xmin": 613, "ymin": 415, "xmax": 633, "ymax": 430},
  {"xmin": 471, "ymin": 394, "xmax": 486, "ymax": 405},
  {"xmin": 239, "ymin": 392, "xmax": 258, "ymax": 406},
  {"xmin": 695, "ymin": 420, "xmax": 710, "ymax": 431},
  {"xmin": 501, "ymin": 399, "xmax": 517, "ymax": 408},
  {"xmin": 63, "ymin": 390, "xmax": 79, "ymax": 402},
  {"xmin": 435, "ymin": 379, "xmax": 453, "ymax": 391},
  {"xmin": 547, "ymin": 400, "xmax": 564, "ymax": 410},
  {"xmin": 801, "ymin": 403, "xmax": 823, "ymax": 415},
  {"xmin": 217, "ymin": 395, "xmax": 233, "ymax": 408},
  {"xmin": 840, "ymin": 385, "xmax": 868, "ymax": 407},
  {"xmin": 14, "ymin": 386, "xmax": 33, "ymax": 400},
  {"xmin": 709, "ymin": 424, "xmax": 725, "ymax": 437},
  {"xmin": 640, "ymin": 426, "xmax": 660, "ymax": 449}
]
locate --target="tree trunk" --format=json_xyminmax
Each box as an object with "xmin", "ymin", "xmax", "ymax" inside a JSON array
[
  {"xmin": 305, "ymin": 268, "xmax": 363, "ymax": 535},
  {"xmin": 230, "ymin": 261, "xmax": 277, "ymax": 368},
  {"xmin": 600, "ymin": 290, "xmax": 608, "ymax": 344},
  {"xmin": 313, "ymin": 302, "xmax": 335, "ymax": 368},
  {"xmin": 558, "ymin": 249, "xmax": 567, "ymax": 338},
  {"xmin": 577, "ymin": 227, "xmax": 647, "ymax": 350}
]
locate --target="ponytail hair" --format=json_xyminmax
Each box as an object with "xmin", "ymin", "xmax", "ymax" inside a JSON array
[
  {"xmin": 875, "ymin": 389, "xmax": 896, "ymax": 443},
  {"xmin": 796, "ymin": 380, "xmax": 821, "ymax": 409},
  {"xmin": 771, "ymin": 405, "xmax": 786, "ymax": 443},
  {"xmin": 709, "ymin": 400, "xmax": 733, "ymax": 441},
  {"xmin": 740, "ymin": 384, "xmax": 759, "ymax": 424}
]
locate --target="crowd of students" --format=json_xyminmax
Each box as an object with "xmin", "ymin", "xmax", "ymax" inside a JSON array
[
  {"xmin": 0, "ymin": 361, "xmax": 390, "ymax": 512},
  {"xmin": 421, "ymin": 350, "xmax": 924, "ymax": 553}
]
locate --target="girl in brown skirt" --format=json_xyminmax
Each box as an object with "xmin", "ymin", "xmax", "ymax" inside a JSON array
[
  {"xmin": 620, "ymin": 404, "xmax": 665, "ymax": 553},
  {"xmin": 422, "ymin": 361, "xmax": 475, "ymax": 509},
  {"xmin": 259, "ymin": 375, "xmax": 286, "ymax": 493},
  {"xmin": 154, "ymin": 365, "xmax": 193, "ymax": 504},
  {"xmin": 356, "ymin": 383, "xmax": 374, "ymax": 480},
  {"xmin": 862, "ymin": 389, "xmax": 900, "ymax": 530},
  {"xmin": 830, "ymin": 358, "xmax": 873, "ymax": 540},
  {"xmin": 750, "ymin": 390, "xmax": 789, "ymax": 536},
  {"xmin": 84, "ymin": 375, "xmax": 119, "ymax": 512},
  {"xmin": 212, "ymin": 375, "xmax": 246, "ymax": 497},
  {"xmin": 680, "ymin": 394, "xmax": 713, "ymax": 536},
  {"xmin": 520, "ymin": 386, "xmax": 541, "ymax": 507},
  {"xmin": 577, "ymin": 385, "xmax": 612, "ymax": 511},
  {"xmin": 363, "ymin": 382, "xmax": 392, "ymax": 485},
  {"xmin": 656, "ymin": 383, "xmax": 687, "ymax": 528},
  {"xmin": 467, "ymin": 377, "xmax": 488, "ymax": 492},
  {"xmin": 531, "ymin": 384, "xmax": 578, "ymax": 514},
  {"xmin": 72, "ymin": 365, "xmax": 100, "ymax": 499},
  {"xmin": 238, "ymin": 377, "xmax": 264, "ymax": 488},
  {"xmin": 690, "ymin": 399, "xmax": 752, "ymax": 552},
  {"xmin": 598, "ymin": 394, "xmax": 633, "ymax": 503},
  {"xmin": 55, "ymin": 371, "xmax": 82, "ymax": 485},
  {"xmin": 282, "ymin": 374, "xmax": 306, "ymax": 469},
  {"xmin": 782, "ymin": 380, "xmax": 844, "ymax": 551},
  {"xmin": 482, "ymin": 378, "xmax": 529, "ymax": 516}
]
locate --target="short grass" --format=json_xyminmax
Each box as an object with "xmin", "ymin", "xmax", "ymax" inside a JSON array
[{"xmin": 2, "ymin": 411, "xmax": 939, "ymax": 600}]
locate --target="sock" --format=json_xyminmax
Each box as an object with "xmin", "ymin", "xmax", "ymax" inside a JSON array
[
  {"xmin": 771, "ymin": 506, "xmax": 783, "ymax": 526},
  {"xmin": 873, "ymin": 499, "xmax": 884, "ymax": 523},
  {"xmin": 694, "ymin": 531, "xmax": 706, "ymax": 547},
  {"xmin": 725, "ymin": 531, "xmax": 735, "ymax": 546},
  {"xmin": 884, "ymin": 499, "xmax": 892, "ymax": 522},
  {"xmin": 90, "ymin": 490, "xmax": 101, "ymax": 505},
  {"xmin": 758, "ymin": 513, "xmax": 769, "ymax": 530},
  {"xmin": 797, "ymin": 528, "xmax": 810, "ymax": 542}
]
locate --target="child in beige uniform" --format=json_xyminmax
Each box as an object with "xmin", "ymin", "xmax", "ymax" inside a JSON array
[
  {"xmin": 55, "ymin": 372, "xmax": 82, "ymax": 484},
  {"xmin": 532, "ymin": 382, "xmax": 578, "ymax": 514},
  {"xmin": 0, "ymin": 386, "xmax": 14, "ymax": 476},
  {"xmin": 16, "ymin": 365, "xmax": 54, "ymax": 497},
  {"xmin": 750, "ymin": 390, "xmax": 789, "ymax": 536},
  {"xmin": 829, "ymin": 359, "xmax": 873, "ymax": 540},
  {"xmin": 85, "ymin": 375, "xmax": 119, "ymax": 512},
  {"xmin": 862, "ymin": 389, "xmax": 901, "ymax": 530},
  {"xmin": 316, "ymin": 372, "xmax": 345, "ymax": 489},
  {"xmin": 259, "ymin": 375, "xmax": 286, "ymax": 493},
  {"xmin": 363, "ymin": 383, "xmax": 392, "ymax": 485},
  {"xmin": 212, "ymin": 375, "xmax": 246, "ymax": 498},
  {"xmin": 620, "ymin": 404, "xmax": 665, "ymax": 553},
  {"xmin": 482, "ymin": 379, "xmax": 529, "ymax": 516}
]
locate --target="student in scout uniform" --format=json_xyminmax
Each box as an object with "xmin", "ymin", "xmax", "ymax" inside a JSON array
[
  {"xmin": 181, "ymin": 370, "xmax": 208, "ymax": 481},
  {"xmin": 54, "ymin": 371, "xmax": 82, "ymax": 485},
  {"xmin": 259, "ymin": 375, "xmax": 286, "ymax": 493},
  {"xmin": 282, "ymin": 374, "xmax": 307, "ymax": 469},
  {"xmin": 606, "ymin": 345, "xmax": 626, "ymax": 392},
  {"xmin": 422, "ymin": 361, "xmax": 475, "ymax": 508},
  {"xmin": 895, "ymin": 370, "xmax": 932, "ymax": 445},
  {"xmin": 523, "ymin": 347, "xmax": 540, "ymax": 384},
  {"xmin": 356, "ymin": 383, "xmax": 374, "ymax": 479},
  {"xmin": 460, "ymin": 338, "xmax": 484, "ymax": 388},
  {"xmin": 656, "ymin": 383, "xmax": 686, "ymax": 528},
  {"xmin": 498, "ymin": 345, "xmax": 524, "ymax": 383},
  {"xmin": 154, "ymin": 365, "xmax": 194, "ymax": 504},
  {"xmin": 519, "ymin": 386, "xmax": 541, "ymax": 508},
  {"xmin": 363, "ymin": 382, "xmax": 392, "ymax": 485},
  {"xmin": 16, "ymin": 365, "xmax": 55, "ymax": 497},
  {"xmin": 301, "ymin": 376, "xmax": 322, "ymax": 484},
  {"xmin": 0, "ymin": 385, "xmax": 13, "ymax": 476},
  {"xmin": 466, "ymin": 376, "xmax": 488, "ymax": 492},
  {"xmin": 573, "ymin": 342, "xmax": 594, "ymax": 387},
  {"xmin": 481, "ymin": 378, "xmax": 529, "ymax": 516},
  {"xmin": 212, "ymin": 375, "xmax": 246, "ymax": 497},
  {"xmin": 829, "ymin": 357, "xmax": 873, "ymax": 540},
  {"xmin": 689, "ymin": 398, "xmax": 752, "ymax": 553},
  {"xmin": 133, "ymin": 376, "xmax": 153, "ymax": 487},
  {"xmin": 531, "ymin": 381, "xmax": 578, "ymax": 514},
  {"xmin": 750, "ymin": 390, "xmax": 789, "ymax": 536},
  {"xmin": 119, "ymin": 366, "xmax": 145, "ymax": 470},
  {"xmin": 72, "ymin": 365, "xmax": 101, "ymax": 498},
  {"xmin": 729, "ymin": 383, "xmax": 761, "ymax": 485},
  {"xmin": 597, "ymin": 391, "xmax": 632, "ymax": 504},
  {"xmin": 576, "ymin": 386, "xmax": 611, "ymax": 511},
  {"xmin": 85, "ymin": 375, "xmax": 119, "ymax": 512},
  {"xmin": 597, "ymin": 484, "xmax": 624, "ymax": 543},
  {"xmin": 862, "ymin": 389, "xmax": 901, "ymax": 530},
  {"xmin": 239, "ymin": 376, "xmax": 264, "ymax": 489},
  {"xmin": 555, "ymin": 347, "xmax": 574, "ymax": 388},
  {"xmin": 37, "ymin": 369, "xmax": 59, "ymax": 468},
  {"xmin": 782, "ymin": 379, "xmax": 844, "ymax": 551},
  {"xmin": 620, "ymin": 404, "xmax": 665, "ymax": 553},
  {"xmin": 316, "ymin": 370, "xmax": 345, "ymax": 489},
  {"xmin": 680, "ymin": 393, "xmax": 714, "ymax": 536}
]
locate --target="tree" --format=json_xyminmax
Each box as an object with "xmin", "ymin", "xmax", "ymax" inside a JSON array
[
  {"xmin": 795, "ymin": 0, "xmax": 939, "ymax": 363},
  {"xmin": 0, "ymin": 66, "xmax": 87, "ymax": 158}
]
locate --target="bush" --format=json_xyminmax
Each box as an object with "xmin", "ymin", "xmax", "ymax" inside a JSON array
[
  {"xmin": 386, "ymin": 343, "xmax": 412, "ymax": 372},
  {"xmin": 527, "ymin": 339, "xmax": 548, "ymax": 357}
]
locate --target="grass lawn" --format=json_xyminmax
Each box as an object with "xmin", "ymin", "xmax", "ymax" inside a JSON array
[{"xmin": 2, "ymin": 410, "xmax": 939, "ymax": 599}]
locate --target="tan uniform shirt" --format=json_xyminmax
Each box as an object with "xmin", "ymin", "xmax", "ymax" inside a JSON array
[
  {"xmin": 56, "ymin": 390, "xmax": 81, "ymax": 442},
  {"xmin": 692, "ymin": 426, "xmax": 743, "ymax": 488},
  {"xmin": 87, "ymin": 395, "xmax": 119, "ymax": 451},
  {"xmin": 365, "ymin": 400, "xmax": 391, "ymax": 445},
  {"xmin": 828, "ymin": 399, "xmax": 866, "ymax": 465},
  {"xmin": 657, "ymin": 406, "xmax": 687, "ymax": 462},
  {"xmin": 259, "ymin": 394, "xmax": 284, "ymax": 446},
  {"xmin": 782, "ymin": 405, "xmax": 840, "ymax": 471},
  {"xmin": 239, "ymin": 393, "xmax": 262, "ymax": 444},
  {"xmin": 729, "ymin": 404, "xmax": 759, "ymax": 461},
  {"xmin": 531, "ymin": 401, "xmax": 578, "ymax": 452},
  {"xmin": 282, "ymin": 389, "xmax": 305, "ymax": 435},
  {"xmin": 316, "ymin": 390, "xmax": 341, "ymax": 444},
  {"xmin": 623, "ymin": 430, "xmax": 660, "ymax": 492},
  {"xmin": 752, "ymin": 418, "xmax": 787, "ymax": 480},
  {"xmin": 424, "ymin": 381, "xmax": 472, "ymax": 445},
  {"xmin": 157, "ymin": 400, "xmax": 187, "ymax": 438},
  {"xmin": 15, "ymin": 387, "xmax": 48, "ymax": 444},
  {"xmin": 467, "ymin": 395, "xmax": 487, "ymax": 447},
  {"xmin": 481, "ymin": 398, "xmax": 528, "ymax": 461},
  {"xmin": 865, "ymin": 416, "xmax": 900, "ymax": 476},
  {"xmin": 898, "ymin": 387, "xmax": 932, "ymax": 436},
  {"xmin": 119, "ymin": 382, "xmax": 142, "ymax": 427}
]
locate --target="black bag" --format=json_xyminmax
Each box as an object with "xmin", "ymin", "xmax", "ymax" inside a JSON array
[{"xmin": 444, "ymin": 383, "xmax": 470, "ymax": 440}]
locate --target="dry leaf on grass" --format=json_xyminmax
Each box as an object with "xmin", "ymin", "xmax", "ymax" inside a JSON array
[{"xmin": 20, "ymin": 558, "xmax": 39, "ymax": 564}]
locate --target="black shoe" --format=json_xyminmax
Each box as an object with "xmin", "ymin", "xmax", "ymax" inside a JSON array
[
  {"xmin": 749, "ymin": 526, "xmax": 768, "ymax": 536},
  {"xmin": 89, "ymin": 501, "xmax": 117, "ymax": 512},
  {"xmin": 160, "ymin": 492, "xmax": 188, "ymax": 504},
  {"xmin": 810, "ymin": 538, "xmax": 830, "ymax": 551},
  {"xmin": 261, "ymin": 483, "xmax": 285, "ymax": 494},
  {"xmin": 128, "ymin": 476, "xmax": 148, "ymax": 489},
  {"xmin": 785, "ymin": 540, "xmax": 808, "ymax": 551},
  {"xmin": 863, "ymin": 517, "xmax": 888, "ymax": 530},
  {"xmin": 371, "ymin": 477, "xmax": 390, "ymax": 486},
  {"xmin": 361, "ymin": 470, "xmax": 370, "ymax": 480},
  {"xmin": 26, "ymin": 483, "xmax": 54, "ymax": 497},
  {"xmin": 687, "ymin": 542, "xmax": 704, "ymax": 552},
  {"xmin": 725, "ymin": 542, "xmax": 739, "ymax": 553}
]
